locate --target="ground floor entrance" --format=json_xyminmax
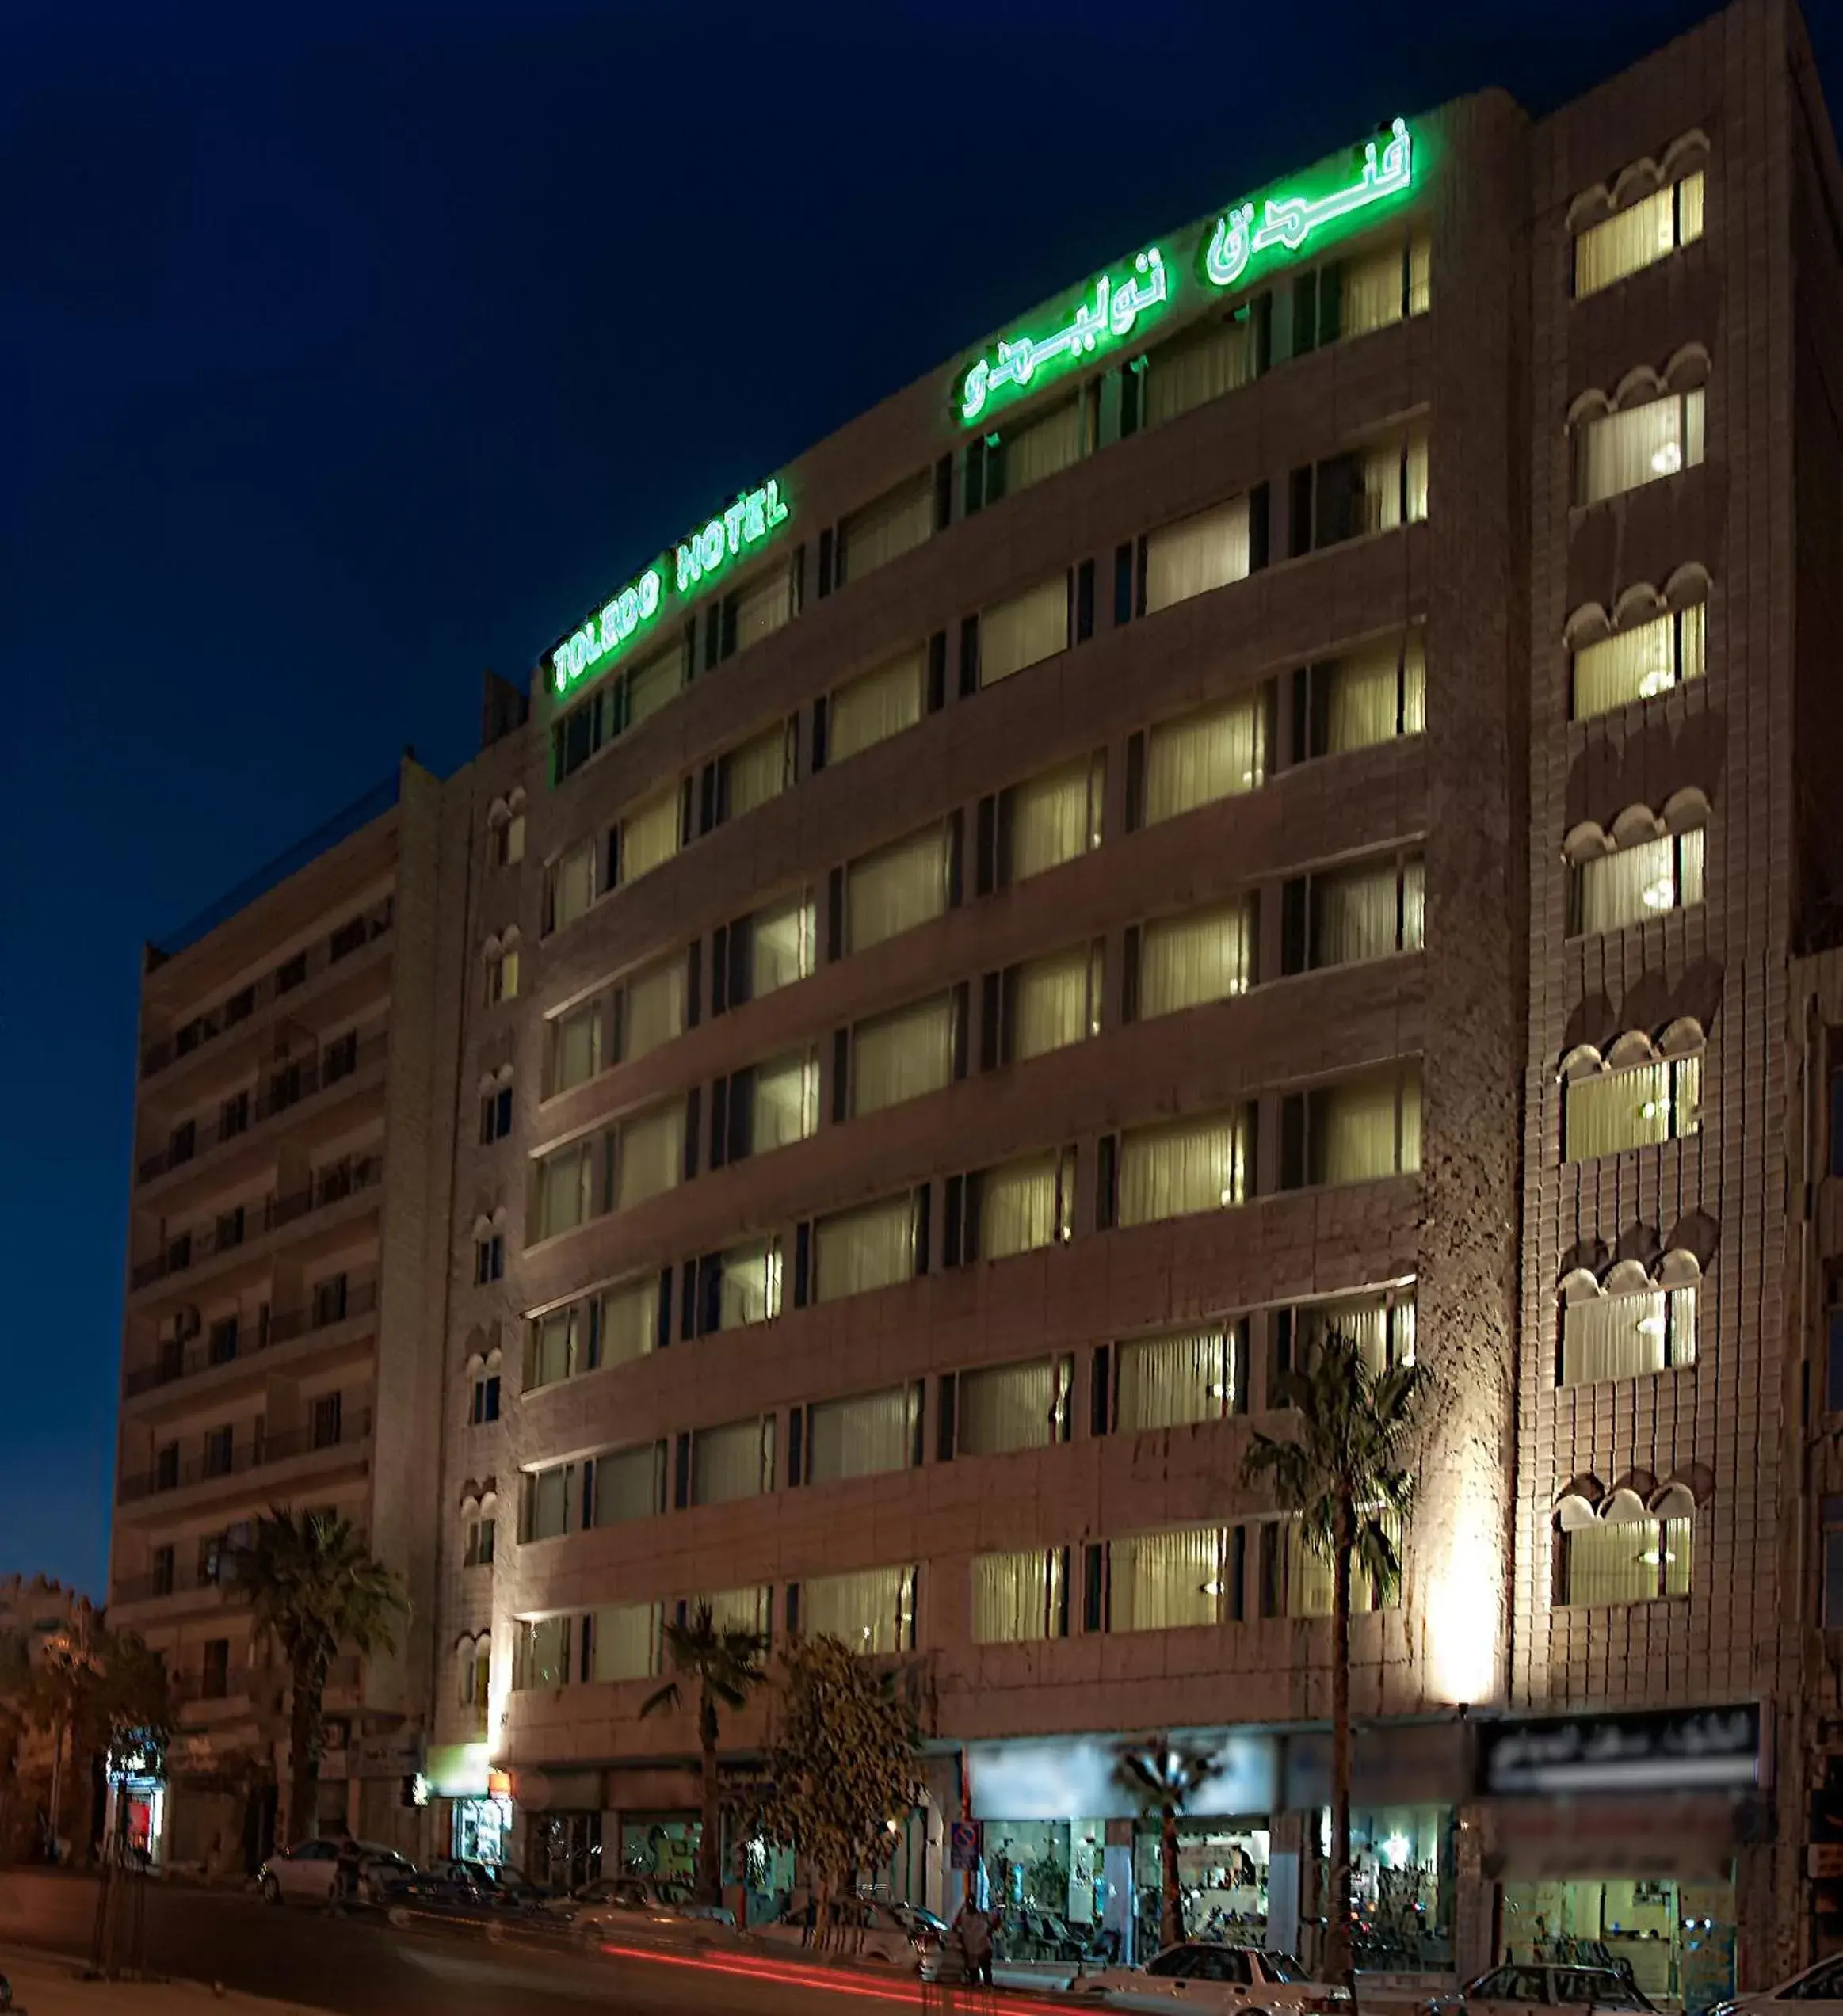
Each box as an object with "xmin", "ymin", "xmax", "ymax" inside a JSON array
[{"xmin": 1498, "ymin": 1877, "xmax": 1738, "ymax": 2014}]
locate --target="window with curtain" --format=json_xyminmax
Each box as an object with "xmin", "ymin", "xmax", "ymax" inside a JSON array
[
  {"xmin": 958, "ymin": 1356, "xmax": 1071, "ymax": 1455},
  {"xmin": 598, "ymin": 1275, "xmax": 659, "ymax": 1370},
  {"xmin": 1574, "ymin": 171, "xmax": 1704, "ymax": 296},
  {"xmin": 752, "ymin": 1050, "xmax": 819, "ymax": 1152},
  {"xmin": 750, "ymin": 891, "xmax": 818, "ymax": 996},
  {"xmin": 1116, "ymin": 1328, "xmax": 1238, "ymax": 1430},
  {"xmin": 724, "ymin": 722, "xmax": 791, "ymax": 821},
  {"xmin": 615, "ymin": 1101, "xmax": 683, "ymax": 1210},
  {"xmin": 1147, "ymin": 317, "xmax": 1257, "ymax": 428},
  {"xmin": 1292, "ymin": 1293, "xmax": 1417, "ymax": 1380},
  {"xmin": 626, "ymin": 642, "xmax": 681, "ymax": 726},
  {"xmin": 830, "ymin": 646, "xmax": 927, "ymax": 764},
  {"xmin": 1145, "ymin": 497, "xmax": 1251, "ymax": 614},
  {"xmin": 979, "ymin": 1151, "xmax": 1073, "ymax": 1260},
  {"xmin": 1356, "ymin": 436, "xmax": 1430, "ymax": 533},
  {"xmin": 1005, "ymin": 398, "xmax": 1087, "ymax": 493},
  {"xmin": 1577, "ymin": 389, "xmax": 1705, "ymax": 505},
  {"xmin": 528, "ymin": 1298, "xmax": 593, "ymax": 1390},
  {"xmin": 1006, "ymin": 753, "xmax": 1104, "ymax": 883},
  {"xmin": 813, "ymin": 1195, "xmax": 918, "ymax": 1302},
  {"xmin": 1112, "ymin": 1527, "xmax": 1228, "ymax": 1632},
  {"xmin": 852, "ymin": 994, "xmax": 956, "ymax": 1117},
  {"xmin": 1307, "ymin": 1066, "xmax": 1422, "ymax": 1185},
  {"xmin": 548, "ymin": 840, "xmax": 598, "ymax": 933},
  {"xmin": 734, "ymin": 564, "xmax": 793, "ymax": 654},
  {"xmin": 622, "ymin": 954, "xmax": 687, "ymax": 1063},
  {"xmin": 980, "ymin": 576, "xmax": 1070, "ymax": 687},
  {"xmin": 1008, "ymin": 943, "xmax": 1103, "ymax": 1062},
  {"xmin": 589, "ymin": 1603, "xmax": 660, "ymax": 1683},
  {"xmin": 806, "ymin": 1386, "xmax": 919, "ymax": 1484},
  {"xmin": 1572, "ymin": 829, "xmax": 1705, "ymax": 934},
  {"xmin": 1312, "ymin": 857, "xmax": 1424, "ymax": 966},
  {"xmin": 1313, "ymin": 634, "xmax": 1427, "ymax": 753},
  {"xmin": 1342, "ymin": 239, "xmax": 1409, "ymax": 335},
  {"xmin": 534, "ymin": 1138, "xmax": 597, "ymax": 1240},
  {"xmin": 1561, "ymin": 1282, "xmax": 1697, "ymax": 1385},
  {"xmin": 512, "ymin": 1614, "xmax": 570, "ymax": 1690},
  {"xmin": 1142, "ymin": 693, "xmax": 1267, "ymax": 825},
  {"xmin": 972, "ymin": 1549, "xmax": 1066, "ymax": 1644},
  {"xmin": 841, "ymin": 471, "xmax": 934, "ymax": 584},
  {"xmin": 549, "ymin": 996, "xmax": 605, "ymax": 1096},
  {"xmin": 1563, "ymin": 1054, "xmax": 1702, "ymax": 1160},
  {"xmin": 1562, "ymin": 1517, "xmax": 1692, "ymax": 1604},
  {"xmin": 716, "ymin": 1238, "xmax": 783, "ymax": 1329},
  {"xmin": 1572, "ymin": 603, "xmax": 1706, "ymax": 718},
  {"xmin": 1284, "ymin": 1511, "xmax": 1398, "ymax": 1616},
  {"xmin": 691, "ymin": 1417, "xmax": 774, "ymax": 1507},
  {"xmin": 1136, "ymin": 899, "xmax": 1253, "ymax": 1019},
  {"xmin": 703, "ymin": 1587, "xmax": 773, "ymax": 1637},
  {"xmin": 846, "ymin": 825, "xmax": 951, "ymax": 951},
  {"xmin": 1119, "ymin": 1110, "xmax": 1249, "ymax": 1225},
  {"xmin": 621, "ymin": 790, "xmax": 681, "ymax": 882},
  {"xmin": 801, "ymin": 1565, "xmax": 916, "ymax": 1653},
  {"xmin": 521, "ymin": 1462, "xmax": 575, "ymax": 1542},
  {"xmin": 592, "ymin": 1441, "xmax": 666, "ymax": 1526}
]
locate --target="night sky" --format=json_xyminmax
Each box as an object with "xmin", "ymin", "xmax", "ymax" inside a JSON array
[{"xmin": 6, "ymin": 0, "xmax": 1833, "ymax": 1598}]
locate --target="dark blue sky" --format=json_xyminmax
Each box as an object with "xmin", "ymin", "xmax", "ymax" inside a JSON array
[{"xmin": 4, "ymin": 0, "xmax": 1831, "ymax": 1596}]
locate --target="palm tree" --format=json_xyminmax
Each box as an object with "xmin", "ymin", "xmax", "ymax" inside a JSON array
[
  {"xmin": 1112, "ymin": 1736, "xmax": 1219, "ymax": 1953},
  {"xmin": 640, "ymin": 1603, "xmax": 769, "ymax": 1904},
  {"xmin": 1242, "ymin": 1330, "xmax": 1420, "ymax": 1987},
  {"xmin": 239, "ymin": 1510, "xmax": 408, "ymax": 1848}
]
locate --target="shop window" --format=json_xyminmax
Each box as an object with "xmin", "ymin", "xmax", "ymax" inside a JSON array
[
  {"xmin": 1572, "ymin": 602, "xmax": 1705, "ymax": 719},
  {"xmin": 1347, "ymin": 1807, "xmax": 1452, "ymax": 1970},
  {"xmin": 1292, "ymin": 631, "xmax": 1426, "ymax": 759},
  {"xmin": 796, "ymin": 1385, "xmax": 923, "ymax": 1485},
  {"xmin": 1498, "ymin": 1876, "xmax": 1732, "ymax": 2007},
  {"xmin": 971, "ymin": 1548, "xmax": 1070, "ymax": 1644},
  {"xmin": 984, "ymin": 943, "xmax": 1105, "ymax": 1067}
]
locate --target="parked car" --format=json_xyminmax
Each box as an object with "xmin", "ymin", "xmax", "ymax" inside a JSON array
[
  {"xmin": 258, "ymin": 1839, "xmax": 415, "ymax": 1907},
  {"xmin": 1429, "ymin": 1965, "xmax": 1656, "ymax": 2016},
  {"xmin": 422, "ymin": 1858, "xmax": 551, "ymax": 1911},
  {"xmin": 1708, "ymin": 1954, "xmax": 1843, "ymax": 2016},
  {"xmin": 1073, "ymin": 1942, "xmax": 1338, "ymax": 2014},
  {"xmin": 754, "ymin": 1898, "xmax": 936, "ymax": 1968},
  {"xmin": 543, "ymin": 1874, "xmax": 734, "ymax": 1942}
]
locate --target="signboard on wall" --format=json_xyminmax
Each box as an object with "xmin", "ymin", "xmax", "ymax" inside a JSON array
[
  {"xmin": 949, "ymin": 1821, "xmax": 983, "ymax": 1871},
  {"xmin": 1479, "ymin": 1705, "xmax": 1760, "ymax": 1797}
]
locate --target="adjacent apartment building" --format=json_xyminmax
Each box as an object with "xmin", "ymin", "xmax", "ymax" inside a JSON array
[{"xmin": 109, "ymin": 0, "xmax": 1843, "ymax": 1990}]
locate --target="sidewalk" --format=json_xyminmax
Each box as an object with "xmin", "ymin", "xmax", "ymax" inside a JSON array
[{"xmin": 1, "ymin": 1949, "xmax": 326, "ymax": 2016}]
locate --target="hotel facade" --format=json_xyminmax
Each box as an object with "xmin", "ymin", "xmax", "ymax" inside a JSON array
[{"xmin": 109, "ymin": 0, "xmax": 1843, "ymax": 1992}]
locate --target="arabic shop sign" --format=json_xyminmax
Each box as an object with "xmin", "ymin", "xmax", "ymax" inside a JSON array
[
  {"xmin": 1479, "ymin": 1704, "xmax": 1761, "ymax": 1797},
  {"xmin": 551, "ymin": 478, "xmax": 791, "ymax": 700},
  {"xmin": 956, "ymin": 116, "xmax": 1415, "ymax": 427}
]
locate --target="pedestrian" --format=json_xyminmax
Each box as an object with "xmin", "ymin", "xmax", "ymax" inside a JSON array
[
  {"xmin": 334, "ymin": 1833, "xmax": 363, "ymax": 1911},
  {"xmin": 802, "ymin": 1890, "xmax": 819, "ymax": 1946},
  {"xmin": 953, "ymin": 1897, "xmax": 995, "ymax": 1987}
]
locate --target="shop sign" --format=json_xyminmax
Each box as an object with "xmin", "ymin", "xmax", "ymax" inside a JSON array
[
  {"xmin": 1479, "ymin": 1705, "xmax": 1759, "ymax": 1797},
  {"xmin": 356, "ymin": 1730, "xmax": 425, "ymax": 1780},
  {"xmin": 949, "ymin": 1820, "xmax": 983, "ymax": 1871},
  {"xmin": 964, "ymin": 1732, "xmax": 1276, "ymax": 1822}
]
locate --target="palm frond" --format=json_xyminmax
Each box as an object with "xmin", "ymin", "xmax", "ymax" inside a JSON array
[{"xmin": 639, "ymin": 1681, "xmax": 681, "ymax": 1721}]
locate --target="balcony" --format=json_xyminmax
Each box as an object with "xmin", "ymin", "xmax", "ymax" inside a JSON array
[
  {"xmin": 124, "ymin": 1279, "xmax": 379, "ymax": 1399},
  {"xmin": 118, "ymin": 1408, "xmax": 373, "ymax": 1505},
  {"xmin": 130, "ymin": 1156, "xmax": 383, "ymax": 1292},
  {"xmin": 138, "ymin": 1031, "xmax": 388, "ymax": 1185}
]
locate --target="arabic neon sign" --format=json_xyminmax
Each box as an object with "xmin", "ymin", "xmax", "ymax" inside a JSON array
[
  {"xmin": 1206, "ymin": 117, "xmax": 1414, "ymax": 290},
  {"xmin": 551, "ymin": 478, "xmax": 791, "ymax": 699}
]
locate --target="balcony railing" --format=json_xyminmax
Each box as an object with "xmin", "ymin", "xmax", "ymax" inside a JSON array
[
  {"xmin": 138, "ymin": 1031, "xmax": 389, "ymax": 1183},
  {"xmin": 129, "ymin": 1157, "xmax": 383, "ymax": 1292},
  {"xmin": 118, "ymin": 1407, "xmax": 373, "ymax": 1504},
  {"xmin": 124, "ymin": 1279, "xmax": 380, "ymax": 1398}
]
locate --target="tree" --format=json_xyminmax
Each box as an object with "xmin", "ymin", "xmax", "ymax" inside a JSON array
[
  {"xmin": 747, "ymin": 1634, "xmax": 920, "ymax": 1945},
  {"xmin": 1241, "ymin": 1331, "xmax": 1420, "ymax": 1986},
  {"xmin": 639, "ymin": 1602, "xmax": 769, "ymax": 1904},
  {"xmin": 238, "ymin": 1510, "xmax": 408, "ymax": 1847},
  {"xmin": 1112, "ymin": 1737, "xmax": 1219, "ymax": 1952}
]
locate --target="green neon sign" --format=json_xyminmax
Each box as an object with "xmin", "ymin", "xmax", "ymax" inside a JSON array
[
  {"xmin": 551, "ymin": 478, "xmax": 791, "ymax": 699},
  {"xmin": 1205, "ymin": 117, "xmax": 1414, "ymax": 289},
  {"xmin": 959, "ymin": 246, "xmax": 1170, "ymax": 426}
]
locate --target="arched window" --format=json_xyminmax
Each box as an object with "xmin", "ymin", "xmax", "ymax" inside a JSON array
[{"xmin": 1555, "ymin": 1475, "xmax": 1702, "ymax": 1606}]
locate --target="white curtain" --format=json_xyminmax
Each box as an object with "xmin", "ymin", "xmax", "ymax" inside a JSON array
[
  {"xmin": 593, "ymin": 1442, "xmax": 663, "ymax": 1526},
  {"xmin": 972, "ymin": 1549, "xmax": 1062, "ymax": 1644},
  {"xmin": 1146, "ymin": 319, "xmax": 1255, "ymax": 427},
  {"xmin": 752, "ymin": 891, "xmax": 816, "ymax": 995},
  {"xmin": 1406, "ymin": 433, "xmax": 1430, "ymax": 521},
  {"xmin": 734, "ymin": 565, "xmax": 792, "ymax": 653},
  {"xmin": 1012, "ymin": 944, "xmax": 1098, "ymax": 1061},
  {"xmin": 1402, "ymin": 858, "xmax": 1426, "ymax": 951},
  {"xmin": 1562, "ymin": 1292, "xmax": 1668, "ymax": 1385},
  {"xmin": 1139, "ymin": 899, "xmax": 1252, "ymax": 1017},
  {"xmin": 616, "ymin": 1101, "xmax": 682, "ymax": 1209},
  {"xmin": 1009, "ymin": 755, "xmax": 1101, "ymax": 882},
  {"xmin": 846, "ymin": 825, "xmax": 949, "ymax": 951},
  {"xmin": 981, "ymin": 575, "xmax": 1069, "ymax": 687},
  {"xmin": 1564, "ymin": 1054, "xmax": 1701, "ymax": 1160},
  {"xmin": 536, "ymin": 1140, "xmax": 595, "ymax": 1240},
  {"xmin": 1145, "ymin": 497, "xmax": 1250, "ymax": 614},
  {"xmin": 1564, "ymin": 1518, "xmax": 1690, "ymax": 1606},
  {"xmin": 842, "ymin": 473, "xmax": 933, "ymax": 583},
  {"xmin": 1317, "ymin": 1072, "xmax": 1408, "ymax": 1185},
  {"xmin": 626, "ymin": 643, "xmax": 681, "ymax": 726},
  {"xmin": 622, "ymin": 791, "xmax": 681, "ymax": 882},
  {"xmin": 590, "ymin": 1603, "xmax": 658, "ymax": 1683},
  {"xmin": 523, "ymin": 1465, "xmax": 572, "ymax": 1542},
  {"xmin": 1143, "ymin": 695, "xmax": 1265, "ymax": 825},
  {"xmin": 959, "ymin": 1357, "xmax": 1066, "ymax": 1455},
  {"xmin": 1112, "ymin": 1528, "xmax": 1223, "ymax": 1632},
  {"xmin": 979, "ymin": 1153, "xmax": 1065, "ymax": 1259},
  {"xmin": 718, "ymin": 1239, "xmax": 782, "ymax": 1328},
  {"xmin": 830, "ymin": 646, "xmax": 926, "ymax": 763},
  {"xmin": 853, "ymin": 995, "xmax": 955, "ymax": 1116},
  {"xmin": 551, "ymin": 998, "xmax": 603, "ymax": 1093},
  {"xmin": 807, "ymin": 1386, "xmax": 917, "ymax": 1483},
  {"xmin": 814, "ymin": 1195, "xmax": 916, "ymax": 1301},
  {"xmin": 1006, "ymin": 398, "xmax": 1086, "ymax": 493},
  {"xmin": 550, "ymin": 841, "xmax": 597, "ymax": 931},
  {"xmin": 1574, "ymin": 612, "xmax": 1677, "ymax": 717},
  {"xmin": 704, "ymin": 1587, "xmax": 772, "ymax": 1637},
  {"xmin": 693, "ymin": 1418, "xmax": 773, "ymax": 1505},
  {"xmin": 1299, "ymin": 1295, "xmax": 1395, "ymax": 1377},
  {"xmin": 1401, "ymin": 1069, "xmax": 1422, "ymax": 1172},
  {"xmin": 1120, "ymin": 1111, "xmax": 1246, "ymax": 1225},
  {"xmin": 1117, "ymin": 1328, "xmax": 1233, "ymax": 1430},
  {"xmin": 598, "ymin": 1276, "xmax": 658, "ymax": 1369},
  {"xmin": 1343, "ymin": 242, "xmax": 1404, "ymax": 334},
  {"xmin": 1362, "ymin": 444, "xmax": 1404, "ymax": 532},
  {"xmin": 1578, "ymin": 832, "xmax": 1700, "ymax": 932},
  {"xmin": 1574, "ymin": 178, "xmax": 1700, "ymax": 296},
  {"xmin": 624, "ymin": 955, "xmax": 685, "ymax": 1062},
  {"xmin": 1408, "ymin": 231, "xmax": 1431, "ymax": 314},
  {"xmin": 803, "ymin": 1565, "xmax": 914, "ymax": 1653},
  {"xmin": 1679, "ymin": 170, "xmax": 1705, "ymax": 241},
  {"xmin": 727, "ymin": 722, "xmax": 789, "ymax": 819},
  {"xmin": 753, "ymin": 1050, "xmax": 818, "ymax": 1152},
  {"xmin": 1326, "ymin": 641, "xmax": 1408, "ymax": 751},
  {"xmin": 1578, "ymin": 393, "xmax": 1703, "ymax": 504},
  {"xmin": 1314, "ymin": 861, "xmax": 1403, "ymax": 966}
]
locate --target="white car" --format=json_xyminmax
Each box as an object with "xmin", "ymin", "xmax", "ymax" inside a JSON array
[
  {"xmin": 1074, "ymin": 1942, "xmax": 1337, "ymax": 2014},
  {"xmin": 1432, "ymin": 1964, "xmax": 1655, "ymax": 2016},
  {"xmin": 544, "ymin": 1874, "xmax": 735, "ymax": 1942},
  {"xmin": 754, "ymin": 1898, "xmax": 936, "ymax": 1968},
  {"xmin": 1706, "ymin": 1956, "xmax": 1843, "ymax": 2016},
  {"xmin": 258, "ymin": 1838, "xmax": 413, "ymax": 1906}
]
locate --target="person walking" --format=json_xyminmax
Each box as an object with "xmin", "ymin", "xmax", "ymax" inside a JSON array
[
  {"xmin": 333, "ymin": 1834, "xmax": 363, "ymax": 1912},
  {"xmin": 953, "ymin": 1897, "xmax": 995, "ymax": 1987}
]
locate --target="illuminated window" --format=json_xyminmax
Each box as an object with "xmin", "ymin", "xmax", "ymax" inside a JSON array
[
  {"xmin": 972, "ymin": 1549, "xmax": 1070, "ymax": 1644},
  {"xmin": 1575, "ymin": 389, "xmax": 1704, "ymax": 505},
  {"xmin": 1282, "ymin": 854, "xmax": 1425, "ymax": 973},
  {"xmin": 1574, "ymin": 171, "xmax": 1704, "ymax": 297},
  {"xmin": 493, "ymin": 809, "xmax": 525, "ymax": 867},
  {"xmin": 1289, "ymin": 435, "xmax": 1429, "ymax": 552},
  {"xmin": 587, "ymin": 1603, "xmax": 662, "ymax": 1683},
  {"xmin": 547, "ymin": 997, "xmax": 605, "ymax": 1097},
  {"xmin": 1132, "ymin": 692, "xmax": 1269, "ymax": 828},
  {"xmin": 1127, "ymin": 897, "xmax": 1255, "ymax": 1021},
  {"xmin": 1276, "ymin": 1290, "xmax": 1417, "ymax": 1387},
  {"xmin": 989, "ymin": 942, "xmax": 1105, "ymax": 1065},
  {"xmin": 944, "ymin": 1149, "xmax": 1075, "ymax": 1264},
  {"xmin": 511, "ymin": 1614, "xmax": 570, "ymax": 1689},
  {"xmin": 807, "ymin": 1192, "xmax": 924, "ymax": 1304},
  {"xmin": 1571, "ymin": 601, "xmax": 1705, "ymax": 719},
  {"xmin": 1291, "ymin": 232, "xmax": 1431, "ymax": 349},
  {"xmin": 711, "ymin": 1050, "xmax": 818, "ymax": 1163},
  {"xmin": 620, "ymin": 954, "xmax": 688, "ymax": 1064},
  {"xmin": 1141, "ymin": 497, "xmax": 1251, "ymax": 615},
  {"xmin": 706, "ymin": 719, "xmax": 794, "ymax": 829},
  {"xmin": 1560, "ymin": 1516, "xmax": 1692, "ymax": 1606},
  {"xmin": 463, "ymin": 1516, "xmax": 495, "ymax": 1568},
  {"xmin": 1563, "ymin": 1051, "xmax": 1703, "ymax": 1160},
  {"xmin": 483, "ymin": 942, "xmax": 520, "ymax": 1006},
  {"xmin": 689, "ymin": 1417, "xmax": 776, "ymax": 1507},
  {"xmin": 1108, "ymin": 1526, "xmax": 1236, "ymax": 1631},
  {"xmin": 979, "ymin": 753, "xmax": 1105, "ymax": 889},
  {"xmin": 1140, "ymin": 307, "xmax": 1265, "ymax": 430},
  {"xmin": 795, "ymin": 1565, "xmax": 917, "ymax": 1654},
  {"xmin": 468, "ymin": 1375, "xmax": 500, "ymax": 1425},
  {"xmin": 970, "ymin": 574, "xmax": 1070, "ymax": 689},
  {"xmin": 686, "ymin": 1239, "xmax": 784, "ymax": 1336},
  {"xmin": 612, "ymin": 788, "xmax": 684, "ymax": 886},
  {"xmin": 588, "ymin": 1441, "xmax": 668, "ymax": 1527},
  {"xmin": 1570, "ymin": 825, "xmax": 1705, "ymax": 935},
  {"xmin": 1293, "ymin": 631, "xmax": 1425, "ymax": 757},
  {"xmin": 825, "ymin": 645, "xmax": 929, "ymax": 766},
  {"xmin": 1559, "ymin": 1275, "xmax": 1696, "ymax": 1385},
  {"xmin": 849, "ymin": 993, "xmax": 961, "ymax": 1118},
  {"xmin": 525, "ymin": 1275, "xmax": 659, "ymax": 1391},
  {"xmin": 797, "ymin": 1385, "xmax": 922, "ymax": 1485},
  {"xmin": 1108, "ymin": 1325, "xmax": 1245, "ymax": 1431},
  {"xmin": 1111, "ymin": 1109, "xmax": 1251, "ymax": 1226},
  {"xmin": 838, "ymin": 470, "xmax": 937, "ymax": 585},
  {"xmin": 1280, "ymin": 1065, "xmax": 1422, "ymax": 1187},
  {"xmin": 532, "ymin": 1138, "xmax": 596, "ymax": 1242},
  {"xmin": 843, "ymin": 822, "xmax": 955, "ymax": 953},
  {"xmin": 1276, "ymin": 1510, "xmax": 1400, "ymax": 1617},
  {"xmin": 714, "ymin": 890, "xmax": 817, "ymax": 1011},
  {"xmin": 544, "ymin": 839, "xmax": 598, "ymax": 935}
]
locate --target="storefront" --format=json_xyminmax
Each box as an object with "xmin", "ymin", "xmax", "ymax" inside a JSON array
[{"xmin": 102, "ymin": 1734, "xmax": 166, "ymax": 1867}]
